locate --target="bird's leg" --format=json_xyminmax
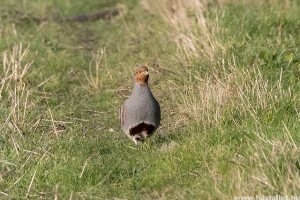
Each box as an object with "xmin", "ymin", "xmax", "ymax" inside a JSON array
[
  {"xmin": 133, "ymin": 138, "xmax": 138, "ymax": 145},
  {"xmin": 133, "ymin": 135, "xmax": 145, "ymax": 145}
]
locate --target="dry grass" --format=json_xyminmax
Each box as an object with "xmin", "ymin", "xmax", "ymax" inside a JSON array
[
  {"xmin": 167, "ymin": 53, "xmax": 295, "ymax": 130},
  {"xmin": 230, "ymin": 133, "xmax": 300, "ymax": 196},
  {"xmin": 142, "ymin": 0, "xmax": 226, "ymax": 131},
  {"xmin": 142, "ymin": 0, "xmax": 223, "ymax": 62},
  {"xmin": 166, "ymin": 74, "xmax": 233, "ymax": 129},
  {"xmin": 155, "ymin": 0, "xmax": 299, "ymax": 137},
  {"xmin": 82, "ymin": 48, "xmax": 112, "ymax": 92},
  {"xmin": 0, "ymin": 43, "xmax": 55, "ymax": 148},
  {"xmin": 0, "ymin": 43, "xmax": 35, "ymax": 135},
  {"xmin": 1, "ymin": 43, "xmax": 32, "ymax": 98},
  {"xmin": 142, "ymin": 0, "xmax": 292, "ymax": 134}
]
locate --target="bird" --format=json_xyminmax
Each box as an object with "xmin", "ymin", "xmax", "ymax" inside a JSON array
[{"xmin": 119, "ymin": 66, "xmax": 161, "ymax": 144}]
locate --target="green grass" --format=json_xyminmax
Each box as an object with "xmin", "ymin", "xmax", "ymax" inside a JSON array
[{"xmin": 1, "ymin": 0, "xmax": 300, "ymax": 199}]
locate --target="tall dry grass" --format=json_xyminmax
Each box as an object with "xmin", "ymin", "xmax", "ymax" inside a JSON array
[
  {"xmin": 0, "ymin": 43, "xmax": 58, "ymax": 145},
  {"xmin": 142, "ymin": 0, "xmax": 223, "ymax": 62},
  {"xmin": 142, "ymin": 0, "xmax": 226, "ymax": 131},
  {"xmin": 142, "ymin": 0, "xmax": 297, "ymax": 132},
  {"xmin": 81, "ymin": 48, "xmax": 112, "ymax": 93},
  {"xmin": 1, "ymin": 44, "xmax": 35, "ymax": 136},
  {"xmin": 168, "ymin": 55, "xmax": 295, "ymax": 129}
]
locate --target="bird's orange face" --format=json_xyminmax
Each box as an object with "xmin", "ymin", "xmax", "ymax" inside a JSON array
[{"xmin": 134, "ymin": 66, "xmax": 149, "ymax": 85}]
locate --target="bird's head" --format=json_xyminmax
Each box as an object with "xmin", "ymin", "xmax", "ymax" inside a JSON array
[{"xmin": 134, "ymin": 66, "xmax": 149, "ymax": 85}]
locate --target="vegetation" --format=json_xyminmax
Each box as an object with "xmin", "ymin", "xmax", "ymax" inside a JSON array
[{"xmin": 0, "ymin": 0, "xmax": 299, "ymax": 199}]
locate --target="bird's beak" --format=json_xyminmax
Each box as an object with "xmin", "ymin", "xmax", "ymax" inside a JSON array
[{"xmin": 143, "ymin": 71, "xmax": 149, "ymax": 76}]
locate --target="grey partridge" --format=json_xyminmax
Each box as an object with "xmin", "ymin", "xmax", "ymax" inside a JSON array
[{"xmin": 120, "ymin": 66, "xmax": 161, "ymax": 144}]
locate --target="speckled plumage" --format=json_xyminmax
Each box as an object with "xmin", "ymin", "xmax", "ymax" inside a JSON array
[{"xmin": 120, "ymin": 66, "xmax": 161, "ymax": 144}]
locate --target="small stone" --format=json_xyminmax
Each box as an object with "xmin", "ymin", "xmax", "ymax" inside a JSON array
[{"xmin": 109, "ymin": 128, "xmax": 115, "ymax": 132}]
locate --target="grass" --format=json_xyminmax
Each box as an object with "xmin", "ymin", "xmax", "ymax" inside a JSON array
[{"xmin": 0, "ymin": 0, "xmax": 300, "ymax": 199}]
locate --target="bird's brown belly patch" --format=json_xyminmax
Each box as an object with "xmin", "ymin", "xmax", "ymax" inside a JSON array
[{"xmin": 129, "ymin": 122, "xmax": 155, "ymax": 136}]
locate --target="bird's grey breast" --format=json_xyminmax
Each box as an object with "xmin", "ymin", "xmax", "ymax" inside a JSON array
[{"xmin": 125, "ymin": 85, "xmax": 160, "ymax": 125}]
